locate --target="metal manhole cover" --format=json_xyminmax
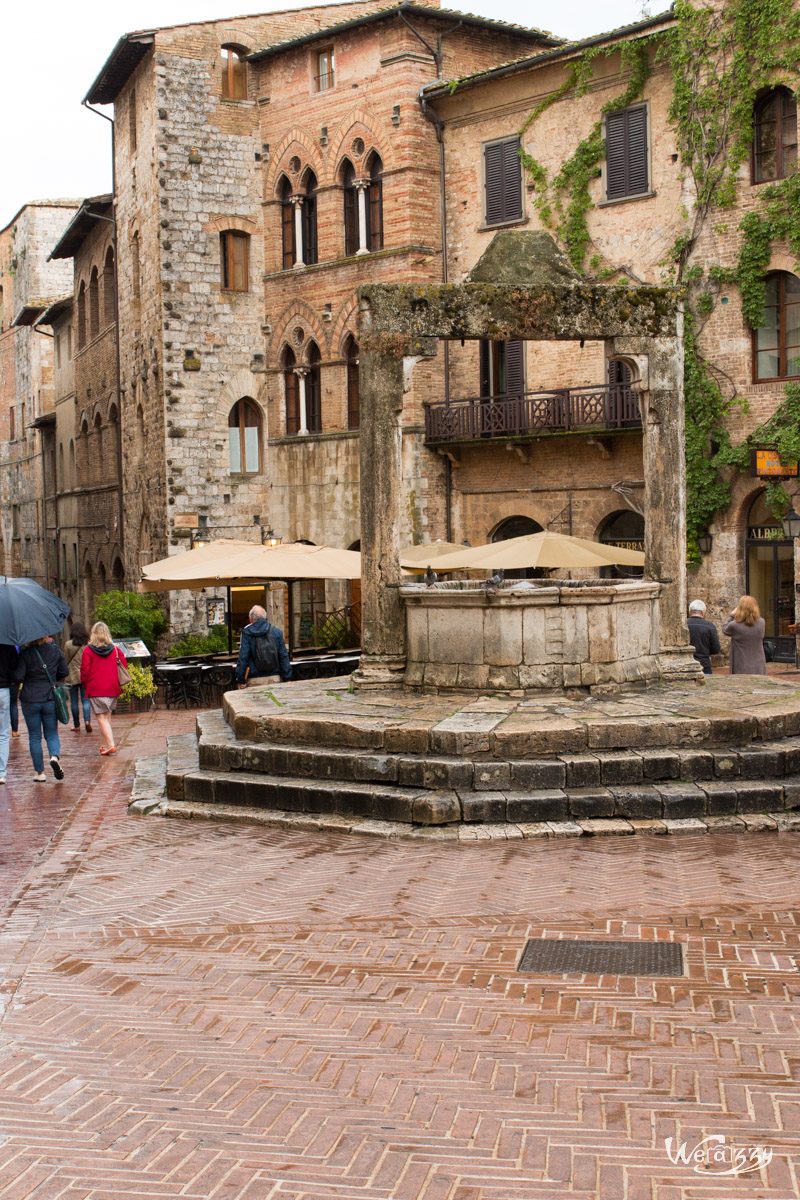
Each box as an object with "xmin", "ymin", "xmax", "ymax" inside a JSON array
[{"xmin": 518, "ymin": 938, "xmax": 684, "ymax": 977}]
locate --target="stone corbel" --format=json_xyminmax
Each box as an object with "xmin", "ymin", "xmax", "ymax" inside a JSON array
[
  {"xmin": 437, "ymin": 446, "xmax": 461, "ymax": 467},
  {"xmin": 506, "ymin": 442, "xmax": 530, "ymax": 463},
  {"xmin": 585, "ymin": 436, "xmax": 612, "ymax": 460}
]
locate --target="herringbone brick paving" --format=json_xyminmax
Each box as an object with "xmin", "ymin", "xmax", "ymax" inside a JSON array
[{"xmin": 1, "ymin": 711, "xmax": 800, "ymax": 1197}]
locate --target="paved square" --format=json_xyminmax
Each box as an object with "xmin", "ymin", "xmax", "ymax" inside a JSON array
[{"xmin": 1, "ymin": 710, "xmax": 800, "ymax": 1198}]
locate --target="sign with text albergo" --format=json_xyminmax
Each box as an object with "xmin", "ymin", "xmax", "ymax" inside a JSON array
[{"xmin": 752, "ymin": 448, "xmax": 799, "ymax": 477}]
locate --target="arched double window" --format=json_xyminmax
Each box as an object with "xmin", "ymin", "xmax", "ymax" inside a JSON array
[
  {"xmin": 228, "ymin": 398, "xmax": 261, "ymax": 473},
  {"xmin": 754, "ymin": 271, "xmax": 800, "ymax": 381},
  {"xmin": 220, "ymin": 46, "xmax": 247, "ymax": 100},
  {"xmin": 345, "ymin": 335, "xmax": 359, "ymax": 429},
  {"xmin": 342, "ymin": 153, "xmax": 384, "ymax": 256},
  {"xmin": 283, "ymin": 343, "xmax": 322, "ymax": 435},
  {"xmin": 753, "ymin": 87, "xmax": 797, "ymax": 183}
]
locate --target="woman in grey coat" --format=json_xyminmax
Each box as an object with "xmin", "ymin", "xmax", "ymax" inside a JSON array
[{"xmin": 722, "ymin": 595, "xmax": 767, "ymax": 675}]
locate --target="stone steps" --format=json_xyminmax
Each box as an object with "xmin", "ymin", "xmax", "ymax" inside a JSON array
[
  {"xmin": 195, "ymin": 711, "xmax": 800, "ymax": 793},
  {"xmin": 165, "ymin": 725, "xmax": 800, "ymax": 827}
]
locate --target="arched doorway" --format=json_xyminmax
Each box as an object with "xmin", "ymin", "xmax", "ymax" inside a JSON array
[
  {"xmin": 598, "ymin": 509, "xmax": 645, "ymax": 579},
  {"xmin": 746, "ymin": 491, "xmax": 795, "ymax": 659},
  {"xmin": 491, "ymin": 515, "xmax": 543, "ymax": 579}
]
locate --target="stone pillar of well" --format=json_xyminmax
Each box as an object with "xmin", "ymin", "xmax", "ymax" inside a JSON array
[
  {"xmin": 350, "ymin": 340, "xmax": 407, "ymax": 687},
  {"xmin": 611, "ymin": 323, "xmax": 702, "ymax": 684}
]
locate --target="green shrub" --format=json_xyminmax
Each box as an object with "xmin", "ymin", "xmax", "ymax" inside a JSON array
[
  {"xmin": 93, "ymin": 591, "xmax": 168, "ymax": 647},
  {"xmin": 121, "ymin": 662, "xmax": 157, "ymax": 701},
  {"xmin": 167, "ymin": 626, "xmax": 230, "ymax": 658}
]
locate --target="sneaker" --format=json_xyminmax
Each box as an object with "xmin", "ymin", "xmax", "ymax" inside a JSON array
[
  {"xmin": 33, "ymin": 772, "xmax": 46, "ymax": 782},
  {"xmin": 0, "ymin": 777, "xmax": 6, "ymax": 785},
  {"xmin": 50, "ymin": 756, "xmax": 64, "ymax": 780}
]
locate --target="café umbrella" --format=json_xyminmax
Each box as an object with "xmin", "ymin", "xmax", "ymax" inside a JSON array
[
  {"xmin": 417, "ymin": 530, "xmax": 646, "ymax": 572},
  {"xmin": 0, "ymin": 576, "xmax": 71, "ymax": 646}
]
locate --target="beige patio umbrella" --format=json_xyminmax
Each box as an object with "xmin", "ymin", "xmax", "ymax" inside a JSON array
[
  {"xmin": 139, "ymin": 539, "xmax": 362, "ymax": 592},
  {"xmin": 400, "ymin": 541, "xmax": 467, "ymax": 573},
  {"xmin": 417, "ymin": 530, "xmax": 645, "ymax": 572}
]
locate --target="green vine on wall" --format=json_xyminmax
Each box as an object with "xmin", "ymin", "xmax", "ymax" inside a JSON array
[
  {"xmin": 518, "ymin": 39, "xmax": 655, "ymax": 270},
  {"xmin": 513, "ymin": 0, "xmax": 800, "ymax": 562}
]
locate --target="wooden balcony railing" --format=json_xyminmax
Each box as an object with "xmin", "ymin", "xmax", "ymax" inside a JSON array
[{"xmin": 424, "ymin": 385, "xmax": 641, "ymax": 444}]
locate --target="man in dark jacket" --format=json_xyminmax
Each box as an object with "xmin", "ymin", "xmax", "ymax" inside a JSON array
[
  {"xmin": 0, "ymin": 644, "xmax": 19, "ymax": 783},
  {"xmin": 236, "ymin": 606, "xmax": 292, "ymax": 687},
  {"xmin": 687, "ymin": 599, "xmax": 721, "ymax": 674}
]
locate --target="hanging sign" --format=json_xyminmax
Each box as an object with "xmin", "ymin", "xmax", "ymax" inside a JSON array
[{"xmin": 753, "ymin": 449, "xmax": 798, "ymax": 477}]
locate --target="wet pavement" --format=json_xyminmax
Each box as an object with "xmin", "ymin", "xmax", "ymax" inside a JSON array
[{"xmin": 1, "ymin": 708, "xmax": 800, "ymax": 1198}]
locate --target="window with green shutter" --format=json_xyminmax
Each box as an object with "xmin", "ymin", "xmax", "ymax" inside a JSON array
[
  {"xmin": 605, "ymin": 105, "xmax": 649, "ymax": 201},
  {"xmin": 484, "ymin": 137, "xmax": 523, "ymax": 226}
]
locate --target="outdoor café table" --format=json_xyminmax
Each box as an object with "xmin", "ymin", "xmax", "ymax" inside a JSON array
[{"xmin": 153, "ymin": 662, "xmax": 204, "ymax": 709}]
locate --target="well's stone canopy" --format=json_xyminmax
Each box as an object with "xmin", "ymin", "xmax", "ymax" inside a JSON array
[{"xmin": 355, "ymin": 231, "xmax": 690, "ymax": 691}]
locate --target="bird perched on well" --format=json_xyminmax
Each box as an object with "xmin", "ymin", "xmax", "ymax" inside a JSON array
[
  {"xmin": 485, "ymin": 569, "xmax": 505, "ymax": 590},
  {"xmin": 424, "ymin": 565, "xmax": 437, "ymax": 587}
]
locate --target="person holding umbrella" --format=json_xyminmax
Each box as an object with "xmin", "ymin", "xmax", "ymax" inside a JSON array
[
  {"xmin": 0, "ymin": 643, "xmax": 19, "ymax": 784},
  {"xmin": 14, "ymin": 637, "xmax": 68, "ymax": 780},
  {"xmin": 0, "ymin": 575, "xmax": 71, "ymax": 782}
]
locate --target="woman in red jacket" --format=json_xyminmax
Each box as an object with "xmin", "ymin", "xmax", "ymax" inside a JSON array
[{"xmin": 80, "ymin": 621, "xmax": 128, "ymax": 755}]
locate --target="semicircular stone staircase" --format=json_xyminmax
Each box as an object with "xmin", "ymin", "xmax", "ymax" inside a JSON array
[{"xmin": 130, "ymin": 677, "xmax": 800, "ymax": 840}]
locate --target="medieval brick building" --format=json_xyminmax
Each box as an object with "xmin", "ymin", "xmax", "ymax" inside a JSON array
[
  {"xmin": 0, "ymin": 200, "xmax": 79, "ymax": 587},
  {"xmin": 82, "ymin": 1, "xmax": 557, "ymax": 641}
]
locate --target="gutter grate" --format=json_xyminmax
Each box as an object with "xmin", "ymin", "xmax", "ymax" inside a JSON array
[{"xmin": 518, "ymin": 937, "xmax": 684, "ymax": 977}]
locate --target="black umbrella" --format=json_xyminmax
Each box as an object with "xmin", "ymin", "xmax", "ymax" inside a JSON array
[{"xmin": 0, "ymin": 577, "xmax": 71, "ymax": 646}]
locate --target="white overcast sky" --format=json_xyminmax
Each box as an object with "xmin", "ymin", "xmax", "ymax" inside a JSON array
[{"xmin": 0, "ymin": 0, "xmax": 651, "ymax": 225}]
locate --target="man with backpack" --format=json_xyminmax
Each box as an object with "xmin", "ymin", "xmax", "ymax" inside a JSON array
[{"xmin": 236, "ymin": 605, "xmax": 292, "ymax": 688}]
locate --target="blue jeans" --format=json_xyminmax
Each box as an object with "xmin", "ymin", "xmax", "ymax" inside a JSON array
[
  {"xmin": 22, "ymin": 700, "xmax": 60, "ymax": 773},
  {"xmin": 70, "ymin": 684, "xmax": 90, "ymax": 727},
  {"xmin": 0, "ymin": 688, "xmax": 10, "ymax": 775},
  {"xmin": 9, "ymin": 683, "xmax": 18, "ymax": 733}
]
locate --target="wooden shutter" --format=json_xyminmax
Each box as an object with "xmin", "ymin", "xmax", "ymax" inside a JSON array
[
  {"xmin": 285, "ymin": 371, "xmax": 299, "ymax": 435},
  {"xmin": 303, "ymin": 195, "xmax": 317, "ymax": 265},
  {"xmin": 505, "ymin": 340, "xmax": 525, "ymax": 398},
  {"xmin": 368, "ymin": 179, "xmax": 383, "ymax": 250},
  {"xmin": 282, "ymin": 201, "xmax": 295, "ymax": 269},
  {"xmin": 479, "ymin": 340, "xmax": 492, "ymax": 397},
  {"xmin": 502, "ymin": 139, "xmax": 522, "ymax": 221},
  {"xmin": 606, "ymin": 106, "xmax": 648, "ymax": 200},
  {"xmin": 484, "ymin": 138, "xmax": 522, "ymax": 225}
]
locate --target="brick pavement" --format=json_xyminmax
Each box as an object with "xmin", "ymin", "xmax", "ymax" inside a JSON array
[{"xmin": 1, "ymin": 709, "xmax": 800, "ymax": 1199}]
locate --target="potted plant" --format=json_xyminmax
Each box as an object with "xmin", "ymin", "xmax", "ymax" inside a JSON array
[{"xmin": 118, "ymin": 662, "xmax": 158, "ymax": 714}]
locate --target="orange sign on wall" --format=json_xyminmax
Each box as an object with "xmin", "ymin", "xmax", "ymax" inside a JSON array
[{"xmin": 754, "ymin": 449, "xmax": 799, "ymax": 477}]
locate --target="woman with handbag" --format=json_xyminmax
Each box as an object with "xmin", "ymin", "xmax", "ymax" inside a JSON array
[
  {"xmin": 14, "ymin": 637, "xmax": 69, "ymax": 781},
  {"xmin": 65, "ymin": 620, "xmax": 92, "ymax": 732},
  {"xmin": 80, "ymin": 622, "xmax": 129, "ymax": 755}
]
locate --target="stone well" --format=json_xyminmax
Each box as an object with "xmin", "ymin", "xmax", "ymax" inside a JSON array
[{"xmin": 401, "ymin": 579, "xmax": 698, "ymax": 694}]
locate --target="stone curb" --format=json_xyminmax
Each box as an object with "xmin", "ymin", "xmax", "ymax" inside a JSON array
[{"xmin": 130, "ymin": 753, "xmax": 800, "ymax": 840}]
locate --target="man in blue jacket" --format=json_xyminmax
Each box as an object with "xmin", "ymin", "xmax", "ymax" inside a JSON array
[{"xmin": 236, "ymin": 606, "xmax": 292, "ymax": 688}]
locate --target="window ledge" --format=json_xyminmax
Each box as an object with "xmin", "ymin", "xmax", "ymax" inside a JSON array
[
  {"xmin": 478, "ymin": 217, "xmax": 529, "ymax": 233},
  {"xmin": 597, "ymin": 190, "xmax": 657, "ymax": 209},
  {"xmin": 228, "ymin": 471, "xmax": 263, "ymax": 480},
  {"xmin": 262, "ymin": 244, "xmax": 437, "ymax": 281},
  {"xmin": 220, "ymin": 98, "xmax": 256, "ymax": 107}
]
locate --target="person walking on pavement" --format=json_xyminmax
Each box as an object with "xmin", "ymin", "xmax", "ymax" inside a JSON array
[
  {"xmin": 0, "ymin": 644, "xmax": 19, "ymax": 784},
  {"xmin": 687, "ymin": 599, "xmax": 721, "ymax": 675},
  {"xmin": 80, "ymin": 621, "xmax": 128, "ymax": 754},
  {"xmin": 14, "ymin": 637, "xmax": 68, "ymax": 781},
  {"xmin": 236, "ymin": 605, "xmax": 292, "ymax": 688},
  {"xmin": 65, "ymin": 620, "xmax": 92, "ymax": 732},
  {"xmin": 722, "ymin": 595, "xmax": 767, "ymax": 675}
]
